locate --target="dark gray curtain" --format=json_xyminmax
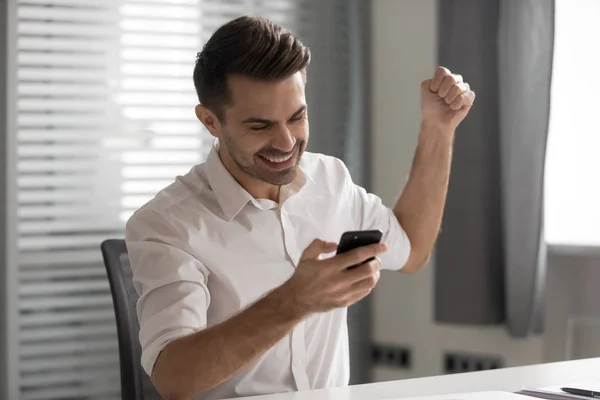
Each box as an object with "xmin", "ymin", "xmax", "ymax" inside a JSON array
[
  {"xmin": 436, "ymin": 0, "xmax": 505, "ymax": 326},
  {"xmin": 302, "ymin": 0, "xmax": 372, "ymax": 383},
  {"xmin": 435, "ymin": 0, "xmax": 553, "ymax": 337},
  {"xmin": 497, "ymin": 0, "xmax": 553, "ymax": 336}
]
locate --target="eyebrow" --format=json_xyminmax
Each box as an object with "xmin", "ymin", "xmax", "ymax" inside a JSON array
[{"xmin": 241, "ymin": 105, "xmax": 307, "ymax": 125}]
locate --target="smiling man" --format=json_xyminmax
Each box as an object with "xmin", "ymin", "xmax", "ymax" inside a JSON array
[{"xmin": 125, "ymin": 16, "xmax": 475, "ymax": 400}]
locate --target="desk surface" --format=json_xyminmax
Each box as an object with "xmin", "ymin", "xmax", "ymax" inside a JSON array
[{"xmin": 233, "ymin": 358, "xmax": 600, "ymax": 400}]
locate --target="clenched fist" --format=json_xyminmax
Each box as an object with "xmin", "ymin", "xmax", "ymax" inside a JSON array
[{"xmin": 421, "ymin": 66, "xmax": 476, "ymax": 133}]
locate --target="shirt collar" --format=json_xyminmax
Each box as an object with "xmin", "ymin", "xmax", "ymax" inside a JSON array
[{"xmin": 203, "ymin": 140, "xmax": 313, "ymax": 221}]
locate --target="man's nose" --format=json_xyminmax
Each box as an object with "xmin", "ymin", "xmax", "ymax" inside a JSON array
[{"xmin": 271, "ymin": 126, "xmax": 295, "ymax": 152}]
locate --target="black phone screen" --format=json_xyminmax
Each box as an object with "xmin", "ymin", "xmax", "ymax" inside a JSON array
[{"xmin": 336, "ymin": 230, "xmax": 383, "ymax": 269}]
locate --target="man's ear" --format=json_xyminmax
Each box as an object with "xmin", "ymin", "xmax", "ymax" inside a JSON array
[{"xmin": 195, "ymin": 104, "xmax": 221, "ymax": 138}]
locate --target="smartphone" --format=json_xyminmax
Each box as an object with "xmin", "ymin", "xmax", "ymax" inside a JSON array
[{"xmin": 336, "ymin": 230, "xmax": 383, "ymax": 270}]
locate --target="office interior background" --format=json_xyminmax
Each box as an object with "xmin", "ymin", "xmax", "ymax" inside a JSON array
[{"xmin": 1, "ymin": 0, "xmax": 599, "ymax": 399}]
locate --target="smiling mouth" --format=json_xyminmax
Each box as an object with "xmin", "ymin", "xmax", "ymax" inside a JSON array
[
  {"xmin": 257, "ymin": 149, "xmax": 297, "ymax": 170},
  {"xmin": 259, "ymin": 153, "xmax": 293, "ymax": 163}
]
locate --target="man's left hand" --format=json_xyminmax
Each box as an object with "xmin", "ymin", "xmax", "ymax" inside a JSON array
[{"xmin": 421, "ymin": 66, "xmax": 476, "ymax": 134}]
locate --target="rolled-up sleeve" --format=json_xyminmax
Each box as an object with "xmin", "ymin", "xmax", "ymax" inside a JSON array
[
  {"xmin": 125, "ymin": 209, "xmax": 211, "ymax": 376},
  {"xmin": 338, "ymin": 160, "xmax": 411, "ymax": 271}
]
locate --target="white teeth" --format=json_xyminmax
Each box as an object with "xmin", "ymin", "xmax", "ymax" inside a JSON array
[{"xmin": 262, "ymin": 154, "xmax": 292, "ymax": 163}]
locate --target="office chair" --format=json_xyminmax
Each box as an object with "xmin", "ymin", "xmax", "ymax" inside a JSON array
[{"xmin": 101, "ymin": 239, "xmax": 162, "ymax": 400}]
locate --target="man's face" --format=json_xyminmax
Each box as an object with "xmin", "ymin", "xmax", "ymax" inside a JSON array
[{"xmin": 216, "ymin": 72, "xmax": 308, "ymax": 186}]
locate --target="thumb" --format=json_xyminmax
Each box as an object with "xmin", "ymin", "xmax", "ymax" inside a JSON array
[
  {"xmin": 421, "ymin": 79, "xmax": 433, "ymax": 93},
  {"xmin": 301, "ymin": 239, "xmax": 338, "ymax": 261}
]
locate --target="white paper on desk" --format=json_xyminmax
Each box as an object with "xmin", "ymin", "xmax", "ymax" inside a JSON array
[
  {"xmin": 521, "ymin": 381, "xmax": 600, "ymax": 400},
  {"xmin": 386, "ymin": 391, "xmax": 528, "ymax": 400}
]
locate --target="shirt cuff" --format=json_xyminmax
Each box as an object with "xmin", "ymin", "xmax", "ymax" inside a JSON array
[
  {"xmin": 380, "ymin": 208, "xmax": 411, "ymax": 271},
  {"xmin": 141, "ymin": 327, "xmax": 197, "ymax": 377}
]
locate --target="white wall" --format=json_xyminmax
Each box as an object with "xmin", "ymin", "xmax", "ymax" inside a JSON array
[{"xmin": 369, "ymin": 0, "xmax": 544, "ymax": 383}]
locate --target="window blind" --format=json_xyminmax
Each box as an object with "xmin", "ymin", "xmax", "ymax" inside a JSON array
[{"xmin": 7, "ymin": 0, "xmax": 348, "ymax": 398}]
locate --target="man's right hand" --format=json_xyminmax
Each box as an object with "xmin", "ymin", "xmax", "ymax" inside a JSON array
[{"xmin": 282, "ymin": 239, "xmax": 388, "ymax": 315}]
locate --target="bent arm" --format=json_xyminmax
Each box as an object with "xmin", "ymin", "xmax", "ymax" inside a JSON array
[
  {"xmin": 393, "ymin": 124, "xmax": 453, "ymax": 273},
  {"xmin": 152, "ymin": 284, "xmax": 306, "ymax": 400},
  {"xmin": 126, "ymin": 210, "xmax": 308, "ymax": 400}
]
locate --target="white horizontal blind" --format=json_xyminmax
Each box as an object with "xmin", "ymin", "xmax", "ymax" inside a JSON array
[
  {"xmin": 16, "ymin": 1, "xmax": 127, "ymax": 398},
  {"xmin": 10, "ymin": 0, "xmax": 325, "ymax": 399}
]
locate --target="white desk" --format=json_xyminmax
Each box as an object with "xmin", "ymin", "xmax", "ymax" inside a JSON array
[{"xmin": 233, "ymin": 358, "xmax": 600, "ymax": 400}]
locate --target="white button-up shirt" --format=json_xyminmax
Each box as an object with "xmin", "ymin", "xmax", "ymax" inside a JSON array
[{"xmin": 125, "ymin": 143, "xmax": 411, "ymax": 400}]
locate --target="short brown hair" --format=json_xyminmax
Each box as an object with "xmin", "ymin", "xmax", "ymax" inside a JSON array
[{"xmin": 193, "ymin": 16, "xmax": 311, "ymax": 119}]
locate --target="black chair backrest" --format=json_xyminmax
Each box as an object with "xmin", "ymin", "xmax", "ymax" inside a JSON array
[{"xmin": 101, "ymin": 239, "xmax": 162, "ymax": 400}]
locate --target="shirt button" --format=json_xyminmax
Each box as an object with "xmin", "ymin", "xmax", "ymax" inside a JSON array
[{"xmin": 293, "ymin": 360, "xmax": 303, "ymax": 367}]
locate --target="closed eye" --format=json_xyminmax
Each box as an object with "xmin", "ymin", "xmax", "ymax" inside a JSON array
[
  {"xmin": 290, "ymin": 112, "xmax": 306, "ymax": 122},
  {"xmin": 250, "ymin": 124, "xmax": 270, "ymax": 131}
]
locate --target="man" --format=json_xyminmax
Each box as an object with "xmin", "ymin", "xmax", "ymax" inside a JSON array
[{"xmin": 126, "ymin": 15, "xmax": 474, "ymax": 400}]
